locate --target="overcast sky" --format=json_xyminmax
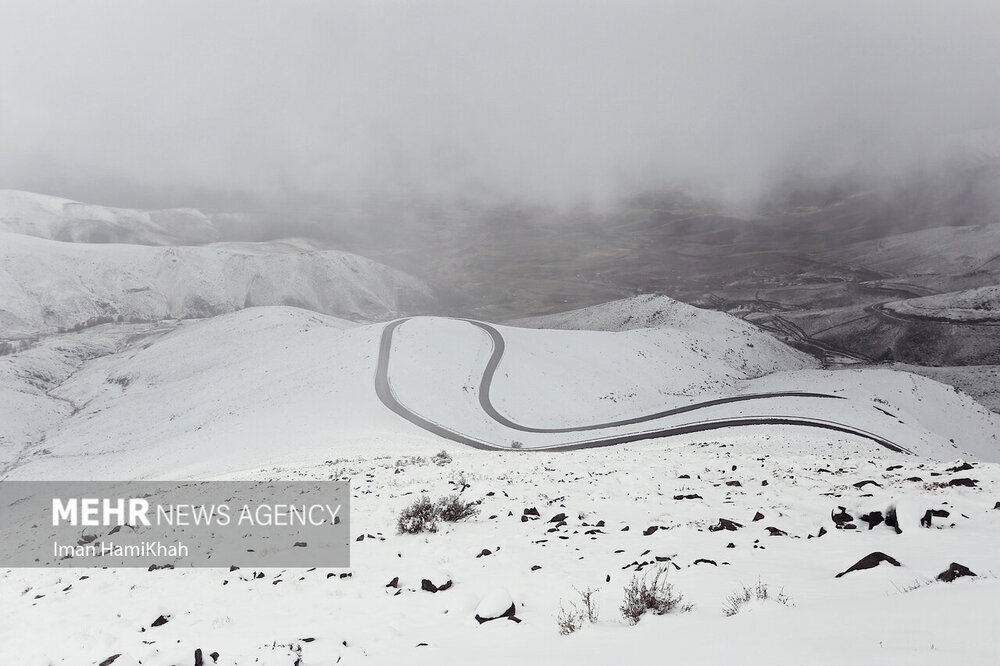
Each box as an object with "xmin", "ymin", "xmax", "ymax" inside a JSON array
[{"xmin": 1, "ymin": 1, "xmax": 998, "ymax": 211}]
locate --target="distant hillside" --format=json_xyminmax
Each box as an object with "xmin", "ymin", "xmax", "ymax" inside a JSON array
[
  {"xmin": 0, "ymin": 189, "xmax": 228, "ymax": 245},
  {"xmin": 0, "ymin": 232, "xmax": 436, "ymax": 338}
]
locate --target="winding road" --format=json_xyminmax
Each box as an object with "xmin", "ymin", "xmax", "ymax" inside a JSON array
[{"xmin": 374, "ymin": 318, "xmax": 912, "ymax": 454}]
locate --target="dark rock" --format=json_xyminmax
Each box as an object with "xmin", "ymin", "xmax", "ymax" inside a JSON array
[
  {"xmin": 725, "ymin": 481, "xmax": 742, "ymax": 487},
  {"xmin": 835, "ymin": 552, "xmax": 902, "ymax": 578},
  {"xmin": 809, "ymin": 526, "xmax": 828, "ymax": 539},
  {"xmin": 475, "ymin": 602, "xmax": 516, "ymax": 624},
  {"xmin": 229, "ymin": 565, "xmax": 240, "ymax": 572},
  {"xmin": 643, "ymin": 526, "xmax": 659, "ymax": 536},
  {"xmin": 886, "ymin": 465, "xmax": 903, "ymax": 471},
  {"xmin": 548, "ymin": 513, "xmax": 567, "ymax": 523},
  {"xmin": 946, "ymin": 462, "xmax": 974, "ymax": 473},
  {"xmin": 523, "ymin": 507, "xmax": 539, "ymax": 517},
  {"xmin": 994, "ymin": 501, "xmax": 1000, "ymax": 510},
  {"xmin": 708, "ymin": 518, "xmax": 743, "ymax": 532},
  {"xmin": 476, "ymin": 549, "xmax": 492, "ymax": 558},
  {"xmin": 765, "ymin": 526, "xmax": 787, "ymax": 536},
  {"xmin": 520, "ymin": 515, "xmax": 528, "ymax": 523},
  {"xmin": 673, "ymin": 494, "xmax": 702, "ymax": 500},
  {"xmin": 726, "ymin": 542, "xmax": 735, "ymax": 548},
  {"xmin": 937, "ymin": 562, "xmax": 977, "ymax": 582},
  {"xmin": 693, "ymin": 558, "xmax": 717, "ymax": 566},
  {"xmin": 752, "ymin": 511, "xmax": 765, "ymax": 522},
  {"xmin": 948, "ymin": 478, "xmax": 978, "ymax": 487},
  {"xmin": 885, "ymin": 508, "xmax": 902, "ymax": 534},
  {"xmin": 210, "ymin": 653, "xmax": 220, "ymax": 664},
  {"xmin": 151, "ymin": 614, "xmax": 170, "ymax": 627},
  {"xmin": 386, "ymin": 577, "xmax": 399, "ymax": 588},
  {"xmin": 920, "ymin": 509, "xmax": 950, "ymax": 528},
  {"xmin": 421, "ymin": 578, "xmax": 452, "ymax": 593},
  {"xmin": 831, "ymin": 507, "xmax": 853, "ymax": 527},
  {"xmin": 905, "ymin": 476, "xmax": 923, "ymax": 482},
  {"xmin": 98, "ymin": 656, "xmax": 121, "ymax": 666},
  {"xmin": 761, "ymin": 480, "xmax": 769, "ymax": 486},
  {"xmin": 853, "ymin": 480, "xmax": 881, "ymax": 489},
  {"xmin": 531, "ymin": 565, "xmax": 542, "ymax": 571},
  {"xmin": 861, "ymin": 512, "xmax": 884, "ymax": 530},
  {"xmin": 195, "ymin": 648, "xmax": 204, "ymax": 666}
]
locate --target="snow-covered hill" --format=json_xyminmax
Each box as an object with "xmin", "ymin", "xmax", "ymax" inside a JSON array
[
  {"xmin": 6, "ymin": 304, "xmax": 999, "ymax": 482},
  {"xmin": 883, "ymin": 285, "xmax": 1000, "ymax": 323},
  {"xmin": 0, "ymin": 232, "xmax": 435, "ymax": 339},
  {"xmin": 821, "ymin": 222, "xmax": 1000, "ymax": 280},
  {"xmin": 0, "ymin": 190, "xmax": 224, "ymax": 245}
]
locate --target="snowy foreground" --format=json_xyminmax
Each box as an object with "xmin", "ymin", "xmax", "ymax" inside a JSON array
[
  {"xmin": 1, "ymin": 437, "xmax": 998, "ymax": 665},
  {"xmin": 0, "ymin": 296, "xmax": 998, "ymax": 664}
]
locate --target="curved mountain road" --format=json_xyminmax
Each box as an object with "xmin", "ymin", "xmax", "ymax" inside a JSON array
[{"xmin": 374, "ymin": 317, "xmax": 912, "ymax": 454}]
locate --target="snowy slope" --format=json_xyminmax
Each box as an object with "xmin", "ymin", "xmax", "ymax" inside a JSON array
[
  {"xmin": 821, "ymin": 222, "xmax": 1000, "ymax": 278},
  {"xmin": 0, "ymin": 189, "xmax": 222, "ymax": 245},
  {"xmin": 0, "ymin": 232, "xmax": 435, "ymax": 338},
  {"xmin": 6, "ymin": 308, "xmax": 999, "ymax": 482},
  {"xmin": 883, "ymin": 285, "xmax": 1000, "ymax": 323},
  {"xmin": 511, "ymin": 293, "xmax": 792, "ymax": 338}
]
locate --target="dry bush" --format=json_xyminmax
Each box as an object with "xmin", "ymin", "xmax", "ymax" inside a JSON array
[
  {"xmin": 723, "ymin": 579, "xmax": 791, "ymax": 616},
  {"xmin": 621, "ymin": 567, "xmax": 692, "ymax": 625}
]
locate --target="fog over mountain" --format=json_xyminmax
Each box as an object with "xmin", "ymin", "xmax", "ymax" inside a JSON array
[{"xmin": 2, "ymin": 1, "xmax": 998, "ymax": 220}]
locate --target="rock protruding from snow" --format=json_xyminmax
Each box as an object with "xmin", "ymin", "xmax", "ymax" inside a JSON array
[
  {"xmin": 937, "ymin": 563, "xmax": 977, "ymax": 582},
  {"xmin": 835, "ymin": 552, "xmax": 902, "ymax": 578},
  {"xmin": 420, "ymin": 570, "xmax": 453, "ymax": 593},
  {"xmin": 474, "ymin": 589, "xmax": 517, "ymax": 624}
]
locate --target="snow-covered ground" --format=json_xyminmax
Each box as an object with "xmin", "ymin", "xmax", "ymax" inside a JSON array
[
  {"xmin": 2, "ymin": 440, "xmax": 998, "ymax": 665},
  {"xmin": 1, "ymin": 294, "xmax": 998, "ymax": 664}
]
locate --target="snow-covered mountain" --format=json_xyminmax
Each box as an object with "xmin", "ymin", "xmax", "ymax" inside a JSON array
[
  {"xmin": 0, "ymin": 189, "xmax": 225, "ymax": 245},
  {"xmin": 0, "ymin": 231, "xmax": 435, "ymax": 339}
]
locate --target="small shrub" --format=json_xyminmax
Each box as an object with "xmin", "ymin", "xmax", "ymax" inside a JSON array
[
  {"xmin": 511, "ymin": 440, "xmax": 524, "ymax": 449},
  {"xmin": 437, "ymin": 494, "xmax": 479, "ymax": 522},
  {"xmin": 397, "ymin": 496, "xmax": 439, "ymax": 534},
  {"xmin": 397, "ymin": 494, "xmax": 479, "ymax": 534},
  {"xmin": 723, "ymin": 579, "xmax": 791, "ymax": 616},
  {"xmin": 621, "ymin": 567, "xmax": 691, "ymax": 625},
  {"xmin": 431, "ymin": 450, "xmax": 452, "ymax": 466},
  {"xmin": 557, "ymin": 602, "xmax": 585, "ymax": 635},
  {"xmin": 577, "ymin": 587, "xmax": 599, "ymax": 623}
]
